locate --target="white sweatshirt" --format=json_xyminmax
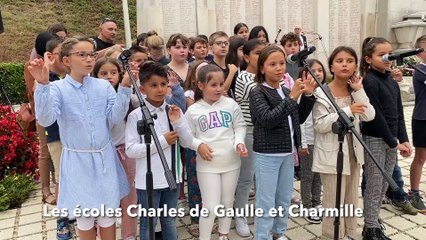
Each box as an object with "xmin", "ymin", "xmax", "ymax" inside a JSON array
[{"xmin": 185, "ymin": 96, "xmax": 246, "ymax": 173}]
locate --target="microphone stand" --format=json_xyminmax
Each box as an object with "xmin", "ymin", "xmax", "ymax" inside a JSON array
[
  {"xmin": 300, "ymin": 58, "xmax": 399, "ymax": 240},
  {"xmin": 274, "ymin": 29, "xmax": 282, "ymax": 44},
  {"xmin": 120, "ymin": 51, "xmax": 177, "ymax": 240}
]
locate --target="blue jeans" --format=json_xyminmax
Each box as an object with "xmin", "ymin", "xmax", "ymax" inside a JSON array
[
  {"xmin": 361, "ymin": 161, "xmax": 407, "ymax": 201},
  {"xmin": 254, "ymin": 153, "xmax": 294, "ymax": 240},
  {"xmin": 136, "ymin": 184, "xmax": 180, "ymax": 240}
]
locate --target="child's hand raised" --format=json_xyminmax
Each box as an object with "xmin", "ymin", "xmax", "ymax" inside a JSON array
[
  {"xmin": 167, "ymin": 69, "xmax": 179, "ymax": 87},
  {"xmin": 236, "ymin": 143, "xmax": 248, "ymax": 157},
  {"xmin": 198, "ymin": 143, "xmax": 213, "ymax": 161},
  {"xmin": 348, "ymin": 74, "xmax": 363, "ymax": 91},
  {"xmin": 167, "ymin": 105, "xmax": 181, "ymax": 123},
  {"xmin": 301, "ymin": 71, "xmax": 318, "ymax": 95},
  {"xmin": 290, "ymin": 79, "xmax": 304, "ymax": 100},
  {"xmin": 28, "ymin": 52, "xmax": 54, "ymax": 85},
  {"xmin": 164, "ymin": 131, "xmax": 178, "ymax": 145},
  {"xmin": 122, "ymin": 62, "xmax": 139, "ymax": 88}
]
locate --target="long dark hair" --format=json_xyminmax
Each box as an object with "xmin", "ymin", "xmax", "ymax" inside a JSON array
[
  {"xmin": 234, "ymin": 22, "xmax": 248, "ymax": 35},
  {"xmin": 255, "ymin": 45, "xmax": 285, "ymax": 84},
  {"xmin": 249, "ymin": 26, "xmax": 270, "ymax": 43},
  {"xmin": 194, "ymin": 64, "xmax": 224, "ymax": 102},
  {"xmin": 359, "ymin": 37, "xmax": 390, "ymax": 76},
  {"xmin": 225, "ymin": 36, "xmax": 246, "ymax": 69}
]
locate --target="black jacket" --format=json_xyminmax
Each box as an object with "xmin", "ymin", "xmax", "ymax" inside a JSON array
[
  {"xmin": 361, "ymin": 68, "xmax": 408, "ymax": 148},
  {"xmin": 249, "ymin": 85, "xmax": 316, "ymax": 153}
]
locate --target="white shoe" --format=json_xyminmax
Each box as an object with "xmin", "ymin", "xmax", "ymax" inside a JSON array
[
  {"xmin": 124, "ymin": 237, "xmax": 136, "ymax": 240},
  {"xmin": 235, "ymin": 217, "xmax": 250, "ymax": 237},
  {"xmin": 218, "ymin": 235, "xmax": 229, "ymax": 240},
  {"xmin": 275, "ymin": 236, "xmax": 288, "ymax": 240}
]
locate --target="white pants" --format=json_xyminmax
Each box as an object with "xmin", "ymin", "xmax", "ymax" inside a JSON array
[{"xmin": 198, "ymin": 169, "xmax": 240, "ymax": 240}]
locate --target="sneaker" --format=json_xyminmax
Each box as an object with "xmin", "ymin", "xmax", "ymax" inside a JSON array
[
  {"xmin": 56, "ymin": 218, "xmax": 72, "ymax": 240},
  {"xmin": 408, "ymin": 192, "xmax": 426, "ymax": 213},
  {"xmin": 274, "ymin": 235, "xmax": 288, "ymax": 240},
  {"xmin": 218, "ymin": 235, "xmax": 229, "ymax": 240},
  {"xmin": 304, "ymin": 215, "xmax": 321, "ymax": 224},
  {"xmin": 391, "ymin": 199, "xmax": 418, "ymax": 215},
  {"xmin": 362, "ymin": 227, "xmax": 391, "ymax": 240},
  {"xmin": 234, "ymin": 217, "xmax": 250, "ymax": 237},
  {"xmin": 124, "ymin": 237, "xmax": 136, "ymax": 240}
]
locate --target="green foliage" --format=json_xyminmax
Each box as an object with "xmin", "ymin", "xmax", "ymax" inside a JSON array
[
  {"xmin": 0, "ymin": 64, "xmax": 26, "ymax": 104},
  {"xmin": 0, "ymin": 174, "xmax": 36, "ymax": 211},
  {"xmin": 0, "ymin": 0, "xmax": 138, "ymax": 63}
]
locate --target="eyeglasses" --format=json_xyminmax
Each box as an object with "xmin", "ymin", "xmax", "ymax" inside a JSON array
[
  {"xmin": 214, "ymin": 41, "xmax": 229, "ymax": 47},
  {"xmin": 69, "ymin": 52, "xmax": 98, "ymax": 59}
]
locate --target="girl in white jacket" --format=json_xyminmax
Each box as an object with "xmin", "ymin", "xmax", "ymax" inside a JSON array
[{"xmin": 312, "ymin": 46, "xmax": 375, "ymax": 240}]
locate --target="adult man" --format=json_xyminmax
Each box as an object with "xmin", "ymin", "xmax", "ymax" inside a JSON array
[
  {"xmin": 93, "ymin": 18, "xmax": 123, "ymax": 57},
  {"xmin": 294, "ymin": 25, "xmax": 307, "ymax": 50}
]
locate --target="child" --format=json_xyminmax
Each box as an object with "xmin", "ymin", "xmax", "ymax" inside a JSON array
[
  {"xmin": 248, "ymin": 25, "xmax": 270, "ymax": 44},
  {"xmin": 93, "ymin": 57, "xmax": 138, "ymax": 240},
  {"xmin": 234, "ymin": 38, "xmax": 265, "ymax": 237},
  {"xmin": 125, "ymin": 61, "xmax": 193, "ymax": 240},
  {"xmin": 44, "ymin": 37, "xmax": 72, "ymax": 240},
  {"xmin": 189, "ymin": 37, "xmax": 208, "ymax": 64},
  {"xmin": 280, "ymin": 32, "xmax": 302, "ymax": 80},
  {"xmin": 360, "ymin": 37, "xmax": 412, "ymax": 239},
  {"xmin": 166, "ymin": 33, "xmax": 190, "ymax": 87},
  {"xmin": 128, "ymin": 46, "xmax": 149, "ymax": 67},
  {"xmin": 181, "ymin": 60, "xmax": 209, "ymax": 237},
  {"xmin": 226, "ymin": 36, "xmax": 246, "ymax": 74},
  {"xmin": 234, "ymin": 23, "xmax": 249, "ymax": 41},
  {"xmin": 249, "ymin": 45, "xmax": 316, "ymax": 240},
  {"xmin": 185, "ymin": 64, "xmax": 247, "ymax": 240},
  {"xmin": 298, "ymin": 59, "xmax": 326, "ymax": 224},
  {"xmin": 146, "ymin": 34, "xmax": 170, "ymax": 65},
  {"xmin": 409, "ymin": 35, "xmax": 426, "ymax": 212},
  {"xmin": 209, "ymin": 31, "xmax": 238, "ymax": 97},
  {"xmin": 312, "ymin": 46, "xmax": 375, "ymax": 239},
  {"xmin": 29, "ymin": 37, "xmax": 131, "ymax": 240}
]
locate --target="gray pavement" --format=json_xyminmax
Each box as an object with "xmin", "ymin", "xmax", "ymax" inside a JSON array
[{"xmin": 1, "ymin": 105, "xmax": 425, "ymax": 240}]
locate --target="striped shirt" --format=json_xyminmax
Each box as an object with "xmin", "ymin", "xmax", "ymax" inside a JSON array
[{"xmin": 235, "ymin": 71, "xmax": 257, "ymax": 126}]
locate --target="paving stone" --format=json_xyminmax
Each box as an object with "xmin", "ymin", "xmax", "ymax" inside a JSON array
[
  {"xmin": 16, "ymin": 233, "xmax": 42, "ymax": 239},
  {"xmin": 385, "ymin": 216, "xmax": 417, "ymax": 231},
  {"xmin": 287, "ymin": 219, "xmax": 299, "ymax": 230},
  {"xmin": 0, "ymin": 209, "xmax": 17, "ymax": 220},
  {"xmin": 18, "ymin": 212, "xmax": 42, "ymax": 225},
  {"xmin": 379, "ymin": 208, "xmax": 397, "ymax": 219},
  {"xmin": 0, "ymin": 217, "xmax": 15, "ymax": 230},
  {"xmin": 292, "ymin": 216, "xmax": 309, "ymax": 226},
  {"xmin": 20, "ymin": 204, "xmax": 41, "ymax": 215},
  {"xmin": 304, "ymin": 222, "xmax": 322, "ymax": 237},
  {"xmin": 285, "ymin": 227, "xmax": 316, "ymax": 240},
  {"xmin": 383, "ymin": 223, "xmax": 398, "ymax": 236},
  {"xmin": 17, "ymin": 222, "xmax": 42, "ymax": 236},
  {"xmin": 406, "ymin": 226, "xmax": 426, "ymax": 239},
  {"xmin": 46, "ymin": 219, "xmax": 56, "ymax": 231},
  {"xmin": 46, "ymin": 229, "xmax": 56, "ymax": 240},
  {"xmin": 21, "ymin": 196, "xmax": 42, "ymax": 207},
  {"xmin": 402, "ymin": 214, "xmax": 426, "ymax": 225},
  {"xmin": 177, "ymin": 226, "xmax": 192, "ymax": 239},
  {"xmin": 0, "ymin": 227, "xmax": 14, "ymax": 240},
  {"xmin": 389, "ymin": 233, "xmax": 416, "ymax": 240}
]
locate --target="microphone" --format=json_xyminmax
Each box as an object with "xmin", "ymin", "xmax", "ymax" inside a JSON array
[
  {"xmin": 287, "ymin": 46, "xmax": 316, "ymax": 64},
  {"xmin": 382, "ymin": 48, "xmax": 424, "ymax": 62},
  {"xmin": 274, "ymin": 29, "xmax": 282, "ymax": 44}
]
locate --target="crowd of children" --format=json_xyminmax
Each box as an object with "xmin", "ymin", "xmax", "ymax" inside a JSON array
[{"xmin": 23, "ymin": 19, "xmax": 426, "ymax": 240}]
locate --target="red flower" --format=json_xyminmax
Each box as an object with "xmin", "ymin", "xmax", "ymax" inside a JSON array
[{"xmin": 0, "ymin": 105, "xmax": 39, "ymax": 180}]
